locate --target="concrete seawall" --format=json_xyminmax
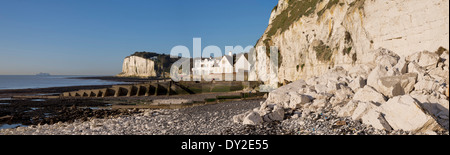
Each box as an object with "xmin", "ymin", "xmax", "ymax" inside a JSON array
[{"xmin": 61, "ymin": 81, "xmax": 261, "ymax": 98}]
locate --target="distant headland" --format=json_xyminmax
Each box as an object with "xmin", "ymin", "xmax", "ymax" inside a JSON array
[{"xmin": 36, "ymin": 72, "xmax": 51, "ymax": 76}]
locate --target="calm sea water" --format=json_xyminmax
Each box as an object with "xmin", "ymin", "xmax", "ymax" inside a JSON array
[{"xmin": 0, "ymin": 75, "xmax": 125, "ymax": 90}]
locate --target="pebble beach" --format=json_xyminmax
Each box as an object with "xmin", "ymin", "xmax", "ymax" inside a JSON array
[{"xmin": 4, "ymin": 98, "xmax": 444, "ymax": 135}]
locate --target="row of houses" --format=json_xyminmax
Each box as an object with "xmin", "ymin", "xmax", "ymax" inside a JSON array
[{"xmin": 192, "ymin": 51, "xmax": 250, "ymax": 76}]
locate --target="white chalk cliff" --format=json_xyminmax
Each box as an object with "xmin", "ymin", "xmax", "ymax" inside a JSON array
[
  {"xmin": 236, "ymin": 0, "xmax": 449, "ymax": 135},
  {"xmin": 251, "ymin": 0, "xmax": 449, "ymax": 85},
  {"xmin": 117, "ymin": 56, "xmax": 156, "ymax": 78}
]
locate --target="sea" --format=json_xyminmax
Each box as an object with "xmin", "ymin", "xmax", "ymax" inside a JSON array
[{"xmin": 0, "ymin": 75, "xmax": 126, "ymax": 90}]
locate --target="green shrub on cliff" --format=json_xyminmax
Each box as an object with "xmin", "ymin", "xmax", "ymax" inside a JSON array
[
  {"xmin": 313, "ymin": 40, "xmax": 333, "ymax": 62},
  {"xmin": 317, "ymin": 0, "xmax": 340, "ymax": 17},
  {"xmin": 267, "ymin": 0, "xmax": 320, "ymax": 38},
  {"xmin": 131, "ymin": 52, "xmax": 160, "ymax": 59}
]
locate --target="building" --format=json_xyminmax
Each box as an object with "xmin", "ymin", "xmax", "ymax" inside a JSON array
[
  {"xmin": 235, "ymin": 53, "xmax": 250, "ymax": 73},
  {"xmin": 215, "ymin": 51, "xmax": 234, "ymax": 74},
  {"xmin": 192, "ymin": 57, "xmax": 216, "ymax": 76},
  {"xmin": 191, "ymin": 51, "xmax": 250, "ymax": 81}
]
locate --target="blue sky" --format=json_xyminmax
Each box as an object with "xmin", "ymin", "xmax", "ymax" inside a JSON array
[{"xmin": 0, "ymin": 0, "xmax": 277, "ymax": 75}]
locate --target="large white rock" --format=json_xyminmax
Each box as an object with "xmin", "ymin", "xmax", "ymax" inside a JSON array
[
  {"xmin": 351, "ymin": 102, "xmax": 379, "ymax": 121},
  {"xmin": 266, "ymin": 91, "xmax": 290, "ymax": 107},
  {"xmin": 332, "ymin": 86, "xmax": 354, "ymax": 106},
  {"xmin": 394, "ymin": 57, "xmax": 409, "ymax": 74},
  {"xmin": 428, "ymin": 67, "xmax": 448, "ymax": 83},
  {"xmin": 242, "ymin": 112, "xmax": 263, "ymax": 125},
  {"xmin": 353, "ymin": 86, "xmax": 386, "ymax": 105},
  {"xmin": 379, "ymin": 95, "xmax": 444, "ymax": 133},
  {"xmin": 326, "ymin": 80, "xmax": 341, "ymax": 93},
  {"xmin": 310, "ymin": 99, "xmax": 328, "ymax": 110},
  {"xmin": 288, "ymin": 92, "xmax": 311, "ymax": 109},
  {"xmin": 367, "ymin": 64, "xmax": 400, "ymax": 92},
  {"xmin": 314, "ymin": 84, "xmax": 328, "ymax": 94},
  {"xmin": 414, "ymin": 76, "xmax": 441, "ymax": 94},
  {"xmin": 265, "ymin": 80, "xmax": 309, "ymax": 107},
  {"xmin": 337, "ymin": 100, "xmax": 359, "ymax": 118},
  {"xmin": 416, "ymin": 51, "xmax": 440, "ymax": 68},
  {"xmin": 376, "ymin": 73, "xmax": 418, "ymax": 98},
  {"xmin": 348, "ymin": 65, "xmax": 372, "ymax": 79},
  {"xmin": 349, "ymin": 76, "xmax": 367, "ymax": 92},
  {"xmin": 233, "ymin": 111, "xmax": 250, "ymax": 124},
  {"xmin": 406, "ymin": 52, "xmax": 421, "ymax": 62},
  {"xmin": 411, "ymin": 93, "xmax": 449, "ymax": 130},
  {"xmin": 375, "ymin": 52, "xmax": 400, "ymax": 68},
  {"xmin": 407, "ymin": 61, "xmax": 427, "ymax": 81},
  {"xmin": 360, "ymin": 109, "xmax": 381, "ymax": 129},
  {"xmin": 361, "ymin": 109, "xmax": 393, "ymax": 131},
  {"xmin": 267, "ymin": 105, "xmax": 285, "ymax": 121}
]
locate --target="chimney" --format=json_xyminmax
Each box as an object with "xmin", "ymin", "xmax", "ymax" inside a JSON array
[{"xmin": 228, "ymin": 51, "xmax": 232, "ymax": 56}]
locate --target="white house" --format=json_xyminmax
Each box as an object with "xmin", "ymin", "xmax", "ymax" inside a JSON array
[
  {"xmin": 191, "ymin": 51, "xmax": 236, "ymax": 80},
  {"xmin": 192, "ymin": 57, "xmax": 215, "ymax": 76},
  {"xmin": 216, "ymin": 52, "xmax": 234, "ymax": 74},
  {"xmin": 235, "ymin": 53, "xmax": 250, "ymax": 73}
]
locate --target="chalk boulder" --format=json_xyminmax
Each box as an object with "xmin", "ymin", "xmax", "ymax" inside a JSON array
[
  {"xmin": 337, "ymin": 100, "xmax": 359, "ymax": 118},
  {"xmin": 376, "ymin": 73, "xmax": 418, "ymax": 98},
  {"xmin": 349, "ymin": 76, "xmax": 367, "ymax": 92},
  {"xmin": 414, "ymin": 77, "xmax": 440, "ymax": 94},
  {"xmin": 266, "ymin": 105, "xmax": 285, "ymax": 121},
  {"xmin": 417, "ymin": 51, "xmax": 440, "ymax": 68},
  {"xmin": 379, "ymin": 95, "xmax": 444, "ymax": 133},
  {"xmin": 361, "ymin": 109, "xmax": 393, "ymax": 131},
  {"xmin": 394, "ymin": 57, "xmax": 409, "ymax": 74},
  {"xmin": 367, "ymin": 65, "xmax": 400, "ymax": 92},
  {"xmin": 353, "ymin": 86, "xmax": 386, "ymax": 105},
  {"xmin": 351, "ymin": 102, "xmax": 379, "ymax": 121},
  {"xmin": 408, "ymin": 61, "xmax": 427, "ymax": 81},
  {"xmin": 411, "ymin": 93, "xmax": 449, "ymax": 130},
  {"xmin": 242, "ymin": 112, "xmax": 263, "ymax": 125},
  {"xmin": 288, "ymin": 92, "xmax": 311, "ymax": 109}
]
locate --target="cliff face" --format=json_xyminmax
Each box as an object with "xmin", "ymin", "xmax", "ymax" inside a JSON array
[
  {"xmin": 117, "ymin": 52, "xmax": 180, "ymax": 78},
  {"xmin": 251, "ymin": 0, "xmax": 449, "ymax": 85},
  {"xmin": 117, "ymin": 56, "xmax": 157, "ymax": 78}
]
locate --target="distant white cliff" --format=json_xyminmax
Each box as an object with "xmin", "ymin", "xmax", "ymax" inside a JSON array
[{"xmin": 117, "ymin": 56, "xmax": 156, "ymax": 78}]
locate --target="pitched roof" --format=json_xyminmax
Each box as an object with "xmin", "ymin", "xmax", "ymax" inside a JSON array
[
  {"xmin": 224, "ymin": 55, "xmax": 233, "ymax": 65},
  {"xmin": 222, "ymin": 55, "xmax": 233, "ymax": 66},
  {"xmin": 236, "ymin": 53, "xmax": 247, "ymax": 61},
  {"xmin": 213, "ymin": 61, "xmax": 220, "ymax": 67}
]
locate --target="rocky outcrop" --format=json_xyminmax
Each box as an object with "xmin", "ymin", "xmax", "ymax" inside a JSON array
[
  {"xmin": 117, "ymin": 56, "xmax": 157, "ymax": 78},
  {"xmin": 250, "ymin": 0, "xmax": 449, "ymax": 86},
  {"xmin": 235, "ymin": 49, "xmax": 449, "ymax": 134}
]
